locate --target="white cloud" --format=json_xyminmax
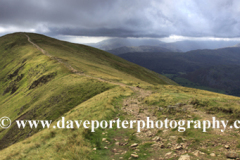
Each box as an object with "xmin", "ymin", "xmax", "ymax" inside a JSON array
[
  {"xmin": 160, "ymin": 35, "xmax": 240, "ymax": 42},
  {"xmin": 0, "ymin": 26, "xmax": 36, "ymax": 34},
  {"xmin": 55, "ymin": 35, "xmax": 110, "ymax": 44}
]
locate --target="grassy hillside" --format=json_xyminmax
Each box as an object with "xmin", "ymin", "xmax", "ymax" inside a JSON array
[
  {"xmin": 0, "ymin": 33, "xmax": 175, "ymax": 150},
  {"xmin": 1, "ymin": 33, "xmax": 240, "ymax": 160},
  {"xmin": 0, "ymin": 33, "xmax": 115, "ymax": 150},
  {"xmin": 27, "ymin": 33, "xmax": 176, "ymax": 86}
]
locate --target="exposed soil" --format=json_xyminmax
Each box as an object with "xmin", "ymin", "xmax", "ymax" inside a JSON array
[
  {"xmin": 3, "ymin": 82, "xmax": 18, "ymax": 95},
  {"xmin": 7, "ymin": 64, "xmax": 25, "ymax": 80},
  {"xmin": 29, "ymin": 72, "xmax": 56, "ymax": 90}
]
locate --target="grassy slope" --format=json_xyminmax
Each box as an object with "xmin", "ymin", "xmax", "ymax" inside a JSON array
[
  {"xmin": 1, "ymin": 33, "xmax": 240, "ymax": 159},
  {"xmin": 27, "ymin": 33, "xmax": 176, "ymax": 86},
  {"xmin": 0, "ymin": 86, "xmax": 133, "ymax": 160},
  {"xmin": 2, "ymin": 84, "xmax": 240, "ymax": 159},
  {"xmin": 0, "ymin": 33, "xmax": 175, "ymax": 151},
  {"xmin": 147, "ymin": 85, "xmax": 240, "ymax": 119},
  {"xmin": 0, "ymin": 33, "xmax": 116, "ymax": 150}
]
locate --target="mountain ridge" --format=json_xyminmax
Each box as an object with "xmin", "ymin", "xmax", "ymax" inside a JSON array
[
  {"xmin": 0, "ymin": 32, "xmax": 176, "ymax": 150},
  {"xmin": 1, "ymin": 33, "xmax": 240, "ymax": 160}
]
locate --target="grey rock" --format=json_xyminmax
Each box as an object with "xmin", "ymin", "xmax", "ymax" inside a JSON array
[
  {"xmin": 210, "ymin": 153, "xmax": 216, "ymax": 157},
  {"xmin": 178, "ymin": 154, "xmax": 190, "ymax": 160},
  {"xmin": 131, "ymin": 143, "xmax": 138, "ymax": 148},
  {"xmin": 226, "ymin": 151, "xmax": 239, "ymax": 159},
  {"xmin": 131, "ymin": 154, "xmax": 139, "ymax": 158}
]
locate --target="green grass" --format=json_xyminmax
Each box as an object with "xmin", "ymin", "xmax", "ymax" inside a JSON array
[
  {"xmin": 0, "ymin": 32, "xmax": 176, "ymax": 150},
  {"xmin": 1, "ymin": 32, "xmax": 240, "ymax": 159},
  {"xmin": 0, "ymin": 86, "xmax": 133, "ymax": 160},
  {"xmin": 145, "ymin": 85, "xmax": 240, "ymax": 119},
  {"xmin": 0, "ymin": 32, "xmax": 175, "ymax": 159},
  {"xmin": 28, "ymin": 33, "xmax": 177, "ymax": 86}
]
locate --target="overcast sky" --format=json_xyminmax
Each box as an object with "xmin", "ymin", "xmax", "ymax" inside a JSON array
[{"xmin": 1, "ymin": 0, "xmax": 240, "ymax": 43}]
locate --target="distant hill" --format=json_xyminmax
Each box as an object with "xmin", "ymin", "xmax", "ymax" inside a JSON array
[
  {"xmin": 182, "ymin": 65, "xmax": 240, "ymax": 96},
  {"xmin": 119, "ymin": 47, "xmax": 240, "ymax": 73},
  {"xmin": 118, "ymin": 46, "xmax": 240, "ymax": 96},
  {"xmin": 87, "ymin": 38, "xmax": 240, "ymax": 52},
  {"xmin": 106, "ymin": 45, "xmax": 174, "ymax": 55},
  {"xmin": 87, "ymin": 38, "xmax": 166, "ymax": 50},
  {"xmin": 166, "ymin": 40, "xmax": 240, "ymax": 52},
  {"xmin": 233, "ymin": 43, "xmax": 240, "ymax": 47}
]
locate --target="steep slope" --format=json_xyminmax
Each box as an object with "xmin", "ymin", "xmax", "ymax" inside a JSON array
[
  {"xmin": 27, "ymin": 33, "xmax": 176, "ymax": 86},
  {"xmin": 0, "ymin": 32, "xmax": 176, "ymax": 150},
  {"xmin": 0, "ymin": 33, "xmax": 113, "ymax": 150},
  {"xmin": 1, "ymin": 33, "xmax": 240, "ymax": 160},
  {"xmin": 2, "ymin": 79, "xmax": 240, "ymax": 159}
]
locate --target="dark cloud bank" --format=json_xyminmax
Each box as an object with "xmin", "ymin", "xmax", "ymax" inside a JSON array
[{"xmin": 0, "ymin": 0, "xmax": 240, "ymax": 39}]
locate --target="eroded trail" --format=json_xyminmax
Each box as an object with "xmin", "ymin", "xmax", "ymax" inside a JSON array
[
  {"xmin": 25, "ymin": 34, "xmax": 239, "ymax": 160},
  {"xmin": 25, "ymin": 34, "xmax": 131, "ymax": 88},
  {"xmin": 186, "ymin": 105, "xmax": 237, "ymax": 136}
]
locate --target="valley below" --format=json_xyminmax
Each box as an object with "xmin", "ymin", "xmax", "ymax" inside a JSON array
[{"xmin": 117, "ymin": 46, "xmax": 240, "ymax": 97}]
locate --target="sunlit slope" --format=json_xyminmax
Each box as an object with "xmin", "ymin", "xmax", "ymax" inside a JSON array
[
  {"xmin": 1, "ymin": 84, "xmax": 240, "ymax": 160},
  {"xmin": 0, "ymin": 33, "xmax": 115, "ymax": 149},
  {"xmin": 1, "ymin": 33, "xmax": 240, "ymax": 160},
  {"xmin": 27, "ymin": 33, "xmax": 176, "ymax": 86},
  {"xmin": 0, "ymin": 32, "xmax": 175, "ymax": 150},
  {"xmin": 0, "ymin": 86, "xmax": 133, "ymax": 160}
]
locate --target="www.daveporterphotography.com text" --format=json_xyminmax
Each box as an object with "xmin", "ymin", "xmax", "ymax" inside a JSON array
[{"xmin": 1, "ymin": 117, "xmax": 239, "ymax": 133}]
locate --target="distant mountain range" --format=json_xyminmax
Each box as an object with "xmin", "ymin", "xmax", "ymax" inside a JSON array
[
  {"xmin": 234, "ymin": 43, "xmax": 240, "ymax": 47},
  {"xmin": 88, "ymin": 38, "xmax": 240, "ymax": 96},
  {"xmin": 165, "ymin": 40, "xmax": 240, "ymax": 52},
  {"xmin": 87, "ymin": 38, "xmax": 170, "ymax": 50},
  {"xmin": 106, "ymin": 45, "xmax": 174, "ymax": 55},
  {"xmin": 87, "ymin": 38, "xmax": 240, "ymax": 52},
  {"xmin": 117, "ymin": 45, "xmax": 240, "ymax": 96}
]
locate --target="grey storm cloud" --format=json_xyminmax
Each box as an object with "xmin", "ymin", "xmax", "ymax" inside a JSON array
[{"xmin": 0, "ymin": 0, "xmax": 240, "ymax": 38}]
